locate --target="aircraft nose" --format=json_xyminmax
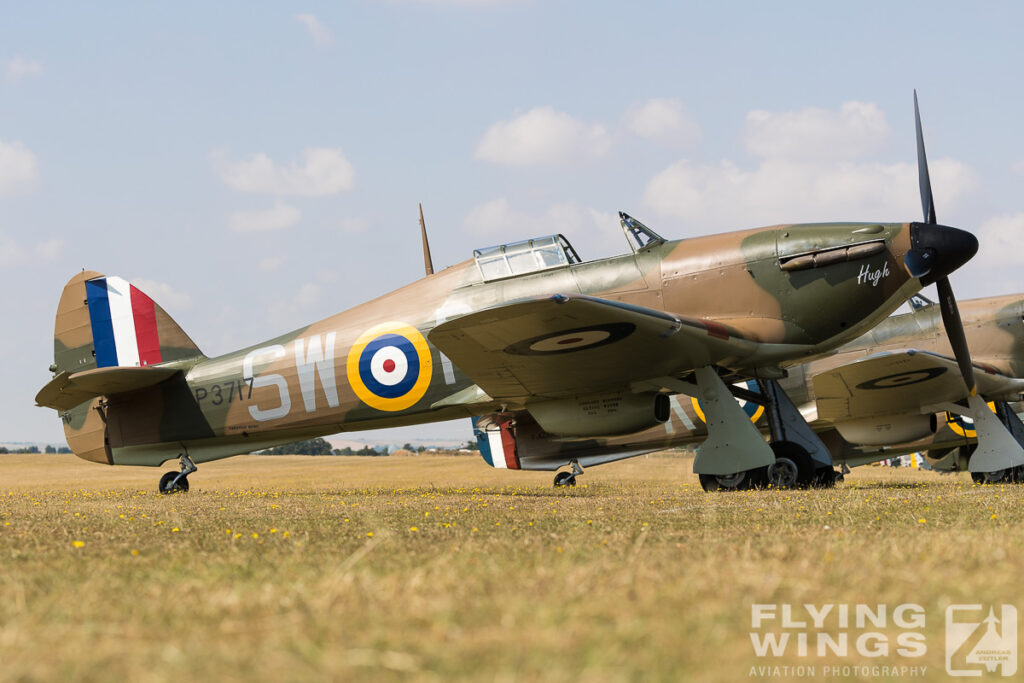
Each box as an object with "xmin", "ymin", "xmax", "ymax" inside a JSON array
[{"xmin": 905, "ymin": 222, "xmax": 978, "ymax": 286}]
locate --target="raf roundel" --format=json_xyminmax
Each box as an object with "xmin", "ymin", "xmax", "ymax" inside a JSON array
[
  {"xmin": 944, "ymin": 401, "xmax": 997, "ymax": 438},
  {"xmin": 347, "ymin": 322, "xmax": 433, "ymax": 412},
  {"xmin": 692, "ymin": 379, "xmax": 764, "ymax": 425}
]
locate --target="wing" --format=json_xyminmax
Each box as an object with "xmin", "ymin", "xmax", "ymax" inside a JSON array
[
  {"xmin": 35, "ymin": 366, "xmax": 181, "ymax": 411},
  {"xmin": 428, "ymin": 294, "xmax": 758, "ymax": 400},
  {"xmin": 812, "ymin": 350, "xmax": 1024, "ymax": 421}
]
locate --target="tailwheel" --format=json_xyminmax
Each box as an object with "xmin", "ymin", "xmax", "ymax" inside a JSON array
[
  {"xmin": 159, "ymin": 471, "xmax": 189, "ymax": 494},
  {"xmin": 159, "ymin": 453, "xmax": 197, "ymax": 494},
  {"xmin": 553, "ymin": 471, "xmax": 576, "ymax": 487},
  {"xmin": 553, "ymin": 460, "xmax": 583, "ymax": 488},
  {"xmin": 766, "ymin": 441, "xmax": 814, "ymax": 489}
]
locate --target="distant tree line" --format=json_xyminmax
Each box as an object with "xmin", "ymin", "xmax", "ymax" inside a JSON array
[
  {"xmin": 0, "ymin": 445, "xmax": 72, "ymax": 454},
  {"xmin": 254, "ymin": 437, "xmax": 387, "ymax": 456},
  {"xmin": 251, "ymin": 437, "xmax": 480, "ymax": 456}
]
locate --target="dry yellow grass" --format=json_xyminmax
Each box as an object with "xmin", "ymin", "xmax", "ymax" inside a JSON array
[{"xmin": 2, "ymin": 452, "xmax": 1023, "ymax": 682}]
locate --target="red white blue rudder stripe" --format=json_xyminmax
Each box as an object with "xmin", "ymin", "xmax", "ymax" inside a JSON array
[
  {"xmin": 85, "ymin": 276, "xmax": 162, "ymax": 368},
  {"xmin": 473, "ymin": 416, "xmax": 520, "ymax": 470}
]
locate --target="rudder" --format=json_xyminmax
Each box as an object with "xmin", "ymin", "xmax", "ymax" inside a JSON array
[{"xmin": 53, "ymin": 271, "xmax": 204, "ymax": 374}]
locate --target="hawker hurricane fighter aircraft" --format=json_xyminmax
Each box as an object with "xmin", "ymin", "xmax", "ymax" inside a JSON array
[
  {"xmin": 37, "ymin": 94, "xmax": 980, "ymax": 493},
  {"xmin": 808, "ymin": 292, "xmax": 1024, "ymax": 484},
  {"xmin": 495, "ymin": 291, "xmax": 1024, "ymax": 489}
]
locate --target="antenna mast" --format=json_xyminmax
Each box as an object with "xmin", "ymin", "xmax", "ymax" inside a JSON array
[{"xmin": 419, "ymin": 203, "xmax": 434, "ymax": 276}]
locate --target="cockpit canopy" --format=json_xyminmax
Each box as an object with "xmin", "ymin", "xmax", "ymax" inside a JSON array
[{"xmin": 473, "ymin": 234, "xmax": 581, "ymax": 282}]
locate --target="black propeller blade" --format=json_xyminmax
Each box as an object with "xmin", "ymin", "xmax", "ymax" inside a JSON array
[
  {"xmin": 914, "ymin": 91, "xmax": 937, "ymax": 226},
  {"xmin": 913, "ymin": 90, "xmax": 977, "ymax": 396},
  {"xmin": 937, "ymin": 277, "xmax": 976, "ymax": 396}
]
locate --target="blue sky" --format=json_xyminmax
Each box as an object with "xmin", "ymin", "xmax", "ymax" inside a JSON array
[{"xmin": 3, "ymin": 1, "xmax": 1024, "ymax": 445}]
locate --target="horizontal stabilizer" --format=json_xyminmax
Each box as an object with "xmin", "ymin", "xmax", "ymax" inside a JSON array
[{"xmin": 35, "ymin": 366, "xmax": 180, "ymax": 411}]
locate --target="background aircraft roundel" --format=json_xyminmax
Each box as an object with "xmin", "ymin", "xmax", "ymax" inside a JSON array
[
  {"xmin": 691, "ymin": 380, "xmax": 764, "ymax": 425},
  {"xmin": 346, "ymin": 322, "xmax": 433, "ymax": 412}
]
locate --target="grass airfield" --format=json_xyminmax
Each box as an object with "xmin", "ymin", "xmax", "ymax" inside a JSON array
[{"xmin": 2, "ymin": 452, "xmax": 1023, "ymax": 682}]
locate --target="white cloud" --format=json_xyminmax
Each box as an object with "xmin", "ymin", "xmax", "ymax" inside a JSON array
[
  {"xmin": 1011, "ymin": 159, "xmax": 1024, "ymax": 175},
  {"xmin": 463, "ymin": 198, "xmax": 620, "ymax": 257},
  {"xmin": 315, "ymin": 269, "xmax": 340, "ymax": 284},
  {"xmin": 293, "ymin": 282, "xmax": 320, "ymax": 309},
  {"xmin": 0, "ymin": 139, "xmax": 40, "ymax": 195},
  {"xmin": 34, "ymin": 238, "xmax": 64, "ymax": 260},
  {"xmin": 339, "ymin": 216, "xmax": 369, "ymax": 232},
  {"xmin": 0, "ymin": 233, "xmax": 25, "ymax": 266},
  {"xmin": 475, "ymin": 107, "xmax": 611, "ymax": 166},
  {"xmin": 294, "ymin": 14, "xmax": 332, "ymax": 47},
  {"xmin": 130, "ymin": 278, "xmax": 193, "ymax": 312},
  {"xmin": 624, "ymin": 98, "xmax": 701, "ymax": 146},
  {"xmin": 965, "ymin": 212, "xmax": 1024, "ymax": 296},
  {"xmin": 744, "ymin": 101, "xmax": 890, "ymax": 161},
  {"xmin": 0, "ymin": 234, "xmax": 62, "ymax": 265},
  {"xmin": 4, "ymin": 56, "xmax": 43, "ymax": 82},
  {"xmin": 229, "ymin": 201, "xmax": 302, "ymax": 233},
  {"xmin": 463, "ymin": 198, "xmax": 526, "ymax": 235},
  {"xmin": 258, "ymin": 256, "xmax": 285, "ymax": 271},
  {"xmin": 976, "ymin": 213, "xmax": 1024, "ymax": 269},
  {"xmin": 211, "ymin": 147, "xmax": 355, "ymax": 196},
  {"xmin": 643, "ymin": 157, "xmax": 976, "ymax": 232},
  {"xmin": 640, "ymin": 101, "xmax": 978, "ymax": 232}
]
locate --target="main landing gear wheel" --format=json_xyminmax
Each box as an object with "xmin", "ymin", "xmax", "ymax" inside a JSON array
[
  {"xmin": 766, "ymin": 442, "xmax": 814, "ymax": 489},
  {"xmin": 553, "ymin": 471, "xmax": 576, "ymax": 487},
  {"xmin": 699, "ymin": 466, "xmax": 768, "ymax": 492},
  {"xmin": 810, "ymin": 467, "xmax": 842, "ymax": 489},
  {"xmin": 970, "ymin": 467, "xmax": 1024, "ymax": 485},
  {"xmin": 159, "ymin": 471, "xmax": 189, "ymax": 494}
]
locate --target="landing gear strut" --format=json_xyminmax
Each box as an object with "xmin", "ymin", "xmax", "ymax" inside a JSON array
[
  {"xmin": 554, "ymin": 460, "xmax": 584, "ymax": 487},
  {"xmin": 159, "ymin": 453, "xmax": 197, "ymax": 494},
  {"xmin": 684, "ymin": 368, "xmax": 840, "ymax": 490}
]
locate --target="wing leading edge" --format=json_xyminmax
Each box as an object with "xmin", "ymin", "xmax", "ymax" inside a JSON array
[{"xmin": 812, "ymin": 349, "xmax": 1024, "ymax": 421}]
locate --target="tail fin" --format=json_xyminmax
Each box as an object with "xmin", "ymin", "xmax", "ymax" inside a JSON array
[{"xmin": 53, "ymin": 271, "xmax": 204, "ymax": 374}]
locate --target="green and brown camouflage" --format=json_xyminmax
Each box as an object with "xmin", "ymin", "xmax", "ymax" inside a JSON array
[
  {"xmin": 38, "ymin": 215, "xmax": 973, "ymax": 478},
  {"xmin": 499, "ymin": 292, "xmax": 1024, "ymax": 475}
]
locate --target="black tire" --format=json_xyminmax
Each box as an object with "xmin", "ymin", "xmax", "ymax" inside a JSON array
[
  {"xmin": 553, "ymin": 471, "xmax": 576, "ymax": 487},
  {"xmin": 699, "ymin": 466, "xmax": 768, "ymax": 492},
  {"xmin": 159, "ymin": 471, "xmax": 189, "ymax": 494},
  {"xmin": 810, "ymin": 467, "xmax": 839, "ymax": 489},
  {"xmin": 768, "ymin": 441, "xmax": 815, "ymax": 488},
  {"xmin": 744, "ymin": 466, "xmax": 770, "ymax": 489},
  {"xmin": 976, "ymin": 469, "xmax": 1010, "ymax": 485},
  {"xmin": 698, "ymin": 473, "xmax": 722, "ymax": 492}
]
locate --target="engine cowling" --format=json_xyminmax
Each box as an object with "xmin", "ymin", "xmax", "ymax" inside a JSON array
[
  {"xmin": 526, "ymin": 391, "xmax": 669, "ymax": 437},
  {"xmin": 834, "ymin": 413, "xmax": 937, "ymax": 446}
]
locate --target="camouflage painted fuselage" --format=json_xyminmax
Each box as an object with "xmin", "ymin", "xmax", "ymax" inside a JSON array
[
  {"xmin": 52, "ymin": 221, "xmax": 923, "ymax": 466},
  {"xmin": 515, "ymin": 293, "xmax": 1024, "ymax": 472}
]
